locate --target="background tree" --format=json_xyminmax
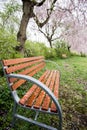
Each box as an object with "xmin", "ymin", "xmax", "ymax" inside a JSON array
[
  {"xmin": 35, "ymin": 0, "xmax": 87, "ymax": 50},
  {"xmin": 0, "ymin": 0, "xmax": 21, "ymax": 34},
  {"xmin": 17, "ymin": 0, "xmax": 57, "ymax": 54},
  {"xmin": 38, "ymin": 10, "xmax": 64, "ymax": 48},
  {"xmin": 62, "ymin": 0, "xmax": 87, "ymax": 54}
]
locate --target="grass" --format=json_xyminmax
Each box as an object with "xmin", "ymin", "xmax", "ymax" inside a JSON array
[
  {"xmin": 54, "ymin": 56, "xmax": 87, "ymax": 130},
  {"xmin": 0, "ymin": 56, "xmax": 87, "ymax": 130}
]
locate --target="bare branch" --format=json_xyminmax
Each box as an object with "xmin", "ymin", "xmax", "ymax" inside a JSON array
[
  {"xmin": 52, "ymin": 34, "xmax": 62, "ymax": 41},
  {"xmin": 35, "ymin": 0, "xmax": 46, "ymax": 7},
  {"xmin": 39, "ymin": 28, "xmax": 47, "ymax": 38},
  {"xmin": 34, "ymin": 13, "xmax": 50, "ymax": 28},
  {"xmin": 34, "ymin": 0, "xmax": 57, "ymax": 28}
]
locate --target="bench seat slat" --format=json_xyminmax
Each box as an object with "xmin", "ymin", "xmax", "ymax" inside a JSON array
[
  {"xmin": 12, "ymin": 63, "xmax": 45, "ymax": 90},
  {"xmin": 19, "ymin": 70, "xmax": 49, "ymax": 105},
  {"xmin": 42, "ymin": 71, "xmax": 56, "ymax": 111},
  {"xmin": 33, "ymin": 71, "xmax": 53, "ymax": 109},
  {"xmin": 9, "ymin": 62, "xmax": 45, "ymax": 83},
  {"xmin": 51, "ymin": 71, "xmax": 60, "ymax": 112},
  {"xmin": 26, "ymin": 70, "xmax": 50, "ymax": 107},
  {"xmin": 3, "ymin": 56, "xmax": 44, "ymax": 66},
  {"xmin": 6, "ymin": 59, "xmax": 44, "ymax": 74}
]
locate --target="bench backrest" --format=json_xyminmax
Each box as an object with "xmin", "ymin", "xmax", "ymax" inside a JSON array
[{"xmin": 2, "ymin": 56, "xmax": 45, "ymax": 91}]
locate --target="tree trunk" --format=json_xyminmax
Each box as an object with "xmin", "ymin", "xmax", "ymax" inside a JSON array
[
  {"xmin": 17, "ymin": 0, "xmax": 34, "ymax": 54},
  {"xmin": 48, "ymin": 39, "xmax": 52, "ymax": 48}
]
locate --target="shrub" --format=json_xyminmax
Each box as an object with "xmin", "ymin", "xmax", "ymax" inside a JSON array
[
  {"xmin": 25, "ymin": 41, "xmax": 45, "ymax": 57},
  {"xmin": 44, "ymin": 48, "xmax": 57, "ymax": 59},
  {"xmin": 80, "ymin": 52, "xmax": 87, "ymax": 57},
  {"xmin": 0, "ymin": 28, "xmax": 21, "ymax": 59},
  {"xmin": 24, "ymin": 41, "xmax": 57, "ymax": 59},
  {"xmin": 54, "ymin": 40, "xmax": 71, "ymax": 58}
]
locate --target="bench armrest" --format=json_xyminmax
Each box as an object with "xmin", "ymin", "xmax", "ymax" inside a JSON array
[{"xmin": 7, "ymin": 73, "xmax": 62, "ymax": 117}]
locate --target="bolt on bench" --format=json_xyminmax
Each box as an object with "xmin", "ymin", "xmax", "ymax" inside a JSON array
[{"xmin": 1, "ymin": 56, "xmax": 62, "ymax": 130}]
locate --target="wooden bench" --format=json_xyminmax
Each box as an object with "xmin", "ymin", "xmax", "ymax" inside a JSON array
[{"xmin": 1, "ymin": 56, "xmax": 62, "ymax": 130}]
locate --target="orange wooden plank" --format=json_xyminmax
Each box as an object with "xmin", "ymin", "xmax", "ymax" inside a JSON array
[
  {"xmin": 33, "ymin": 71, "xmax": 54, "ymax": 109},
  {"xmin": 19, "ymin": 70, "xmax": 49, "ymax": 105},
  {"xmin": 19, "ymin": 62, "xmax": 45, "ymax": 75},
  {"xmin": 3, "ymin": 56, "xmax": 44, "ymax": 66},
  {"xmin": 51, "ymin": 71, "xmax": 60, "ymax": 112},
  {"xmin": 26, "ymin": 87, "xmax": 41, "ymax": 107},
  {"xmin": 6, "ymin": 59, "xmax": 44, "ymax": 74},
  {"xmin": 19, "ymin": 85, "xmax": 37, "ymax": 105},
  {"xmin": 12, "ymin": 63, "xmax": 45, "ymax": 90},
  {"xmin": 9, "ymin": 62, "xmax": 45, "ymax": 83},
  {"xmin": 42, "ymin": 71, "xmax": 56, "ymax": 111},
  {"xmin": 26, "ymin": 70, "xmax": 50, "ymax": 107}
]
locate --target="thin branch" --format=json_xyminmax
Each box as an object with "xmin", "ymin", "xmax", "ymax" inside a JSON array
[
  {"xmin": 39, "ymin": 28, "xmax": 47, "ymax": 38},
  {"xmin": 34, "ymin": 12, "xmax": 50, "ymax": 28},
  {"xmin": 34, "ymin": 0, "xmax": 57, "ymax": 28},
  {"xmin": 52, "ymin": 34, "xmax": 62, "ymax": 41},
  {"xmin": 35, "ymin": 0, "xmax": 46, "ymax": 7}
]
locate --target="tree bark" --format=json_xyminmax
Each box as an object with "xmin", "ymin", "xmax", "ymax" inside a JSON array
[
  {"xmin": 49, "ymin": 40, "xmax": 52, "ymax": 48},
  {"xmin": 17, "ymin": 0, "xmax": 34, "ymax": 54}
]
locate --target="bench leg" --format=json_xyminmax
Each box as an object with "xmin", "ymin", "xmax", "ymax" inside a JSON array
[
  {"xmin": 58, "ymin": 113, "xmax": 62, "ymax": 130},
  {"xmin": 11, "ymin": 101, "xmax": 17, "ymax": 127},
  {"xmin": 34, "ymin": 111, "xmax": 39, "ymax": 121}
]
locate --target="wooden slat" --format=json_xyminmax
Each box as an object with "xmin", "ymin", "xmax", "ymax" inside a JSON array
[
  {"xmin": 19, "ymin": 70, "xmax": 49, "ymax": 105},
  {"xmin": 51, "ymin": 71, "xmax": 60, "ymax": 112},
  {"xmin": 9, "ymin": 62, "xmax": 45, "ymax": 83},
  {"xmin": 12, "ymin": 63, "xmax": 45, "ymax": 90},
  {"xmin": 3, "ymin": 56, "xmax": 44, "ymax": 66},
  {"xmin": 33, "ymin": 71, "xmax": 54, "ymax": 109},
  {"xmin": 26, "ymin": 70, "xmax": 50, "ymax": 107},
  {"xmin": 6, "ymin": 59, "xmax": 44, "ymax": 74},
  {"xmin": 42, "ymin": 71, "xmax": 56, "ymax": 111}
]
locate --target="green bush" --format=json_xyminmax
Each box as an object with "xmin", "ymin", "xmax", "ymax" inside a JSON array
[
  {"xmin": 44, "ymin": 48, "xmax": 57, "ymax": 59},
  {"xmin": 54, "ymin": 40, "xmax": 71, "ymax": 58},
  {"xmin": 0, "ymin": 28, "xmax": 21, "ymax": 59},
  {"xmin": 25, "ymin": 41, "xmax": 57, "ymax": 59},
  {"xmin": 80, "ymin": 52, "xmax": 87, "ymax": 57},
  {"xmin": 25, "ymin": 41, "xmax": 45, "ymax": 57}
]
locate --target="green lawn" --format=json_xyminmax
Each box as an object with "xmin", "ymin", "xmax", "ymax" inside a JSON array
[
  {"xmin": 0, "ymin": 56, "xmax": 87, "ymax": 130},
  {"xmin": 54, "ymin": 56, "xmax": 87, "ymax": 130}
]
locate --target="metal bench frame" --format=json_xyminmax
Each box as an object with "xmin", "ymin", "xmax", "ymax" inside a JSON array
[{"xmin": 1, "ymin": 58, "xmax": 62, "ymax": 130}]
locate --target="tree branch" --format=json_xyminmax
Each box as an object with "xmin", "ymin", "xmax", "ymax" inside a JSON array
[
  {"xmin": 52, "ymin": 34, "xmax": 62, "ymax": 41},
  {"xmin": 34, "ymin": 0, "xmax": 57, "ymax": 28},
  {"xmin": 35, "ymin": 0, "xmax": 46, "ymax": 7},
  {"xmin": 34, "ymin": 12, "xmax": 50, "ymax": 28},
  {"xmin": 39, "ymin": 28, "xmax": 47, "ymax": 38}
]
